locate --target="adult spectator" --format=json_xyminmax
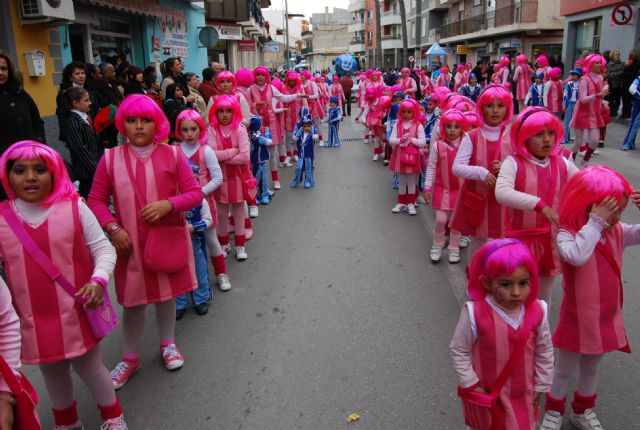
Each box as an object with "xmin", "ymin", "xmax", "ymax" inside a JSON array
[
  {"xmin": 94, "ymin": 62, "xmax": 123, "ymax": 147},
  {"xmin": 471, "ymin": 60, "xmax": 487, "ymax": 86},
  {"xmin": 185, "ymin": 72, "xmax": 206, "ymax": 118},
  {"xmin": 160, "ymin": 57, "xmax": 191, "ymax": 101},
  {"xmin": 55, "ymin": 61, "xmax": 99, "ymax": 144},
  {"xmin": 163, "ymin": 83, "xmax": 187, "ymax": 141},
  {"xmin": 553, "ymin": 54, "xmax": 564, "ymax": 73},
  {"xmin": 123, "ymin": 66, "xmax": 146, "ymax": 96},
  {"xmin": 606, "ymin": 50, "xmax": 624, "ymax": 118},
  {"xmin": 143, "ymin": 66, "xmax": 163, "ymax": 107},
  {"xmin": 339, "ymin": 73, "xmax": 353, "ymax": 116},
  {"xmin": 0, "ymin": 49, "xmax": 45, "ymax": 199},
  {"xmin": 211, "ymin": 62, "xmax": 223, "ymax": 77},
  {"xmin": 199, "ymin": 67, "xmax": 220, "ymax": 104},
  {"xmin": 620, "ymin": 49, "xmax": 640, "ymax": 118}
]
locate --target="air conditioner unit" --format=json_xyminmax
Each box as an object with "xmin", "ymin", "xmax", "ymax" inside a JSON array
[
  {"xmin": 487, "ymin": 42, "xmax": 497, "ymax": 53},
  {"xmin": 20, "ymin": 0, "xmax": 75, "ymax": 23}
]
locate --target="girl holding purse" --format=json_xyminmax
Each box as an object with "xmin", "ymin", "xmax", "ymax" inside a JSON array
[
  {"xmin": 88, "ymin": 95, "xmax": 203, "ymax": 390},
  {"xmin": 0, "ymin": 141, "xmax": 127, "ymax": 429}
]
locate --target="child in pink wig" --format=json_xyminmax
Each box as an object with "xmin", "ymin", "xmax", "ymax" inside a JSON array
[
  {"xmin": 498, "ymin": 56, "xmax": 511, "ymax": 86},
  {"xmin": 540, "ymin": 166, "xmax": 640, "ymax": 430},
  {"xmin": 281, "ymin": 71, "xmax": 305, "ymax": 166},
  {"xmin": 424, "ymin": 110, "xmax": 466, "ymax": 263},
  {"xmin": 270, "ymin": 77, "xmax": 287, "ymax": 184},
  {"xmin": 513, "ymin": 54, "xmax": 533, "ymax": 112},
  {"xmin": 543, "ymin": 67, "xmax": 564, "ymax": 118},
  {"xmin": 451, "ymin": 84, "xmax": 514, "ymax": 260},
  {"xmin": 329, "ymin": 76, "xmax": 346, "ymax": 112},
  {"xmin": 453, "ymin": 64, "xmax": 465, "ymax": 93},
  {"xmin": 495, "ymin": 108, "xmax": 579, "ymax": 305},
  {"xmin": 316, "ymin": 75, "xmax": 330, "ymax": 112},
  {"xmin": 388, "ymin": 99, "xmax": 427, "ymax": 215},
  {"xmin": 419, "ymin": 70, "xmax": 434, "ymax": 97},
  {"xmin": 436, "ymin": 66, "xmax": 451, "ymax": 88},
  {"xmin": 175, "ymin": 109, "xmax": 231, "ymax": 292},
  {"xmin": 298, "ymin": 70, "xmax": 325, "ymax": 144},
  {"xmin": 535, "ymin": 54, "xmax": 551, "ymax": 82},
  {"xmin": 462, "ymin": 110, "xmax": 480, "ymax": 131},
  {"xmin": 205, "ymin": 71, "xmax": 252, "ymax": 127},
  {"xmin": 88, "ymin": 94, "xmax": 203, "ymax": 389},
  {"xmin": 361, "ymin": 86, "xmax": 387, "ymax": 161},
  {"xmin": 398, "ymin": 68, "xmax": 418, "ymax": 99},
  {"xmin": 569, "ymin": 54, "xmax": 609, "ymax": 166},
  {"xmin": 450, "ymin": 238, "xmax": 554, "ymax": 430},
  {"xmin": 0, "ymin": 141, "xmax": 127, "ymax": 429}
]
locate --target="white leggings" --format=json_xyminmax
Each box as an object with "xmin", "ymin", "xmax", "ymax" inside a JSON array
[
  {"xmin": 550, "ymin": 350, "xmax": 604, "ymax": 399},
  {"xmin": 268, "ymin": 144, "xmax": 284, "ymax": 172},
  {"xmin": 206, "ymin": 226, "xmax": 223, "ymax": 257},
  {"xmin": 434, "ymin": 210, "xmax": 461, "ymax": 251},
  {"xmin": 216, "ymin": 202, "xmax": 246, "ymax": 239},
  {"xmin": 314, "ymin": 118, "xmax": 323, "ymax": 138},
  {"xmin": 538, "ymin": 276, "xmax": 555, "ymax": 305},
  {"xmin": 572, "ymin": 129, "xmax": 600, "ymax": 153},
  {"xmin": 122, "ymin": 301, "xmax": 176, "ymax": 357},
  {"xmin": 285, "ymin": 131, "xmax": 295, "ymax": 154},
  {"xmin": 40, "ymin": 345, "xmax": 115, "ymax": 409},
  {"xmin": 397, "ymin": 173, "xmax": 418, "ymax": 195}
]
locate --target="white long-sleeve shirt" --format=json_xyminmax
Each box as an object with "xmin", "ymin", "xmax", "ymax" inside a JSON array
[
  {"xmin": 205, "ymin": 93, "xmax": 252, "ymax": 127},
  {"xmin": 0, "ymin": 277, "xmax": 20, "ymax": 392},
  {"xmin": 424, "ymin": 137, "xmax": 461, "ymax": 191},
  {"xmin": 200, "ymin": 199, "xmax": 213, "ymax": 229},
  {"xmin": 389, "ymin": 122, "xmax": 427, "ymax": 148},
  {"xmin": 452, "ymin": 125, "xmax": 503, "ymax": 182},
  {"xmin": 179, "ymin": 142, "xmax": 223, "ymax": 196}
]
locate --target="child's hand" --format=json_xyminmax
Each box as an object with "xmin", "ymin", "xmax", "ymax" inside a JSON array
[
  {"xmin": 76, "ymin": 280, "xmax": 103, "ymax": 309},
  {"xmin": 472, "ymin": 386, "xmax": 488, "ymax": 394},
  {"xmin": 424, "ymin": 191, "xmax": 431, "ymax": 204},
  {"xmin": 631, "ymin": 190, "xmax": 640, "ymax": 209},
  {"xmin": 591, "ymin": 196, "xmax": 620, "ymax": 224},
  {"xmin": 533, "ymin": 392, "xmax": 543, "ymax": 409},
  {"xmin": 540, "ymin": 206, "xmax": 560, "ymax": 228},
  {"xmin": 485, "ymin": 172, "xmax": 497, "ymax": 188},
  {"xmin": 108, "ymin": 225, "xmax": 133, "ymax": 256},
  {"xmin": 491, "ymin": 160, "xmax": 502, "ymax": 175},
  {"xmin": 188, "ymin": 225, "xmax": 195, "ymax": 235},
  {"xmin": 0, "ymin": 394, "xmax": 14, "ymax": 430},
  {"xmin": 140, "ymin": 200, "xmax": 173, "ymax": 224}
]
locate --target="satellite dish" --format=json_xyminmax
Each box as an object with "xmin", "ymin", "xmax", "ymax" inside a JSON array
[{"xmin": 199, "ymin": 27, "xmax": 219, "ymax": 48}]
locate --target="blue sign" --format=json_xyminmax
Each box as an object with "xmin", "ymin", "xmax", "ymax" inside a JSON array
[{"xmin": 334, "ymin": 54, "xmax": 357, "ymax": 77}]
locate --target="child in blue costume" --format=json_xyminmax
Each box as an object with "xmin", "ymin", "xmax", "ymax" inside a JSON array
[
  {"xmin": 249, "ymin": 115, "xmax": 273, "ymax": 205},
  {"xmin": 176, "ymin": 161, "xmax": 213, "ymax": 319},
  {"xmin": 458, "ymin": 73, "xmax": 483, "ymax": 102},
  {"xmin": 622, "ymin": 73, "xmax": 640, "ymax": 150},
  {"xmin": 524, "ymin": 73, "xmax": 545, "ymax": 107},
  {"xmin": 562, "ymin": 68, "xmax": 581, "ymax": 144},
  {"xmin": 325, "ymin": 96, "xmax": 342, "ymax": 148},
  {"xmin": 291, "ymin": 114, "xmax": 318, "ymax": 189}
]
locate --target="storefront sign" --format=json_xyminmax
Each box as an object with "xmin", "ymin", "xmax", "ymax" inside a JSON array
[
  {"xmin": 161, "ymin": 9, "xmax": 189, "ymax": 58},
  {"xmin": 152, "ymin": 36, "xmax": 160, "ymax": 52},
  {"xmin": 456, "ymin": 45, "xmax": 472, "ymax": 54},
  {"xmin": 498, "ymin": 39, "xmax": 523, "ymax": 49},
  {"xmin": 207, "ymin": 23, "xmax": 243, "ymax": 40},
  {"xmin": 560, "ymin": 0, "xmax": 621, "ymax": 16},
  {"xmin": 238, "ymin": 39, "xmax": 257, "ymax": 52},
  {"xmin": 612, "ymin": 3, "xmax": 633, "ymax": 25},
  {"xmin": 264, "ymin": 41, "xmax": 280, "ymax": 52}
]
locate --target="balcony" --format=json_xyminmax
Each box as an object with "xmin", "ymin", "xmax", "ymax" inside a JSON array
[
  {"xmin": 348, "ymin": 21, "xmax": 366, "ymax": 32},
  {"xmin": 381, "ymin": 9, "xmax": 402, "ymax": 26},
  {"xmin": 301, "ymin": 47, "xmax": 313, "ymax": 55},
  {"xmin": 301, "ymin": 30, "xmax": 313, "ymax": 39},
  {"xmin": 428, "ymin": 0, "xmax": 449, "ymax": 11},
  {"xmin": 349, "ymin": 39, "xmax": 366, "ymax": 53},
  {"xmin": 348, "ymin": 0, "xmax": 365, "ymax": 13},
  {"xmin": 381, "ymin": 34, "xmax": 402, "ymax": 50},
  {"xmin": 439, "ymin": 1, "xmax": 538, "ymax": 41}
]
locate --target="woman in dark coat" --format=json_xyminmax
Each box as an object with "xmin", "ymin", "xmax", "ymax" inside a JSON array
[
  {"xmin": 620, "ymin": 50, "xmax": 640, "ymax": 118},
  {"xmin": 606, "ymin": 50, "xmax": 625, "ymax": 118},
  {"xmin": 162, "ymin": 83, "xmax": 187, "ymax": 141}
]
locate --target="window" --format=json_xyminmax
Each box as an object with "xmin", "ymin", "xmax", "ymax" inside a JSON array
[
  {"xmin": 368, "ymin": 31, "xmax": 372, "ymax": 40},
  {"xmin": 422, "ymin": 17, "xmax": 427, "ymax": 37},
  {"xmin": 575, "ymin": 17, "xmax": 602, "ymax": 59}
]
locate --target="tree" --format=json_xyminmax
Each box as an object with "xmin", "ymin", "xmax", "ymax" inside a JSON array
[
  {"xmin": 399, "ymin": 0, "xmax": 408, "ymax": 69},
  {"xmin": 374, "ymin": 0, "xmax": 382, "ymax": 68}
]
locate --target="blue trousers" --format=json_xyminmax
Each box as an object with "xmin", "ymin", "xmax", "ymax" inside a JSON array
[
  {"xmin": 327, "ymin": 123, "xmax": 341, "ymax": 147},
  {"xmin": 622, "ymin": 102, "xmax": 640, "ymax": 149},
  {"xmin": 252, "ymin": 162, "xmax": 270, "ymax": 204},
  {"xmin": 291, "ymin": 157, "xmax": 314, "ymax": 188},
  {"xmin": 563, "ymin": 101, "xmax": 575, "ymax": 142},
  {"xmin": 176, "ymin": 233, "xmax": 211, "ymax": 309}
]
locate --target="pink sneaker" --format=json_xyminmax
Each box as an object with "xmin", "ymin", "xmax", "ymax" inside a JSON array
[
  {"xmin": 161, "ymin": 343, "xmax": 184, "ymax": 370},
  {"xmin": 111, "ymin": 360, "xmax": 141, "ymax": 390},
  {"xmin": 100, "ymin": 414, "xmax": 128, "ymax": 430}
]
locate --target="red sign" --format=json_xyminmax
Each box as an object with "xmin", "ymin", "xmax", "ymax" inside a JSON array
[
  {"xmin": 612, "ymin": 3, "xmax": 633, "ymax": 25},
  {"xmin": 238, "ymin": 39, "xmax": 256, "ymax": 52},
  {"xmin": 560, "ymin": 0, "xmax": 623, "ymax": 16}
]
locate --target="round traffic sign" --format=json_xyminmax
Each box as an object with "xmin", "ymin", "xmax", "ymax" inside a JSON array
[
  {"xmin": 199, "ymin": 27, "xmax": 219, "ymax": 48},
  {"xmin": 408, "ymin": 55, "xmax": 415, "ymax": 63},
  {"xmin": 612, "ymin": 3, "xmax": 633, "ymax": 25}
]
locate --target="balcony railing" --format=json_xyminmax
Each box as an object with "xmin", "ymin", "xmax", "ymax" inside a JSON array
[
  {"xmin": 301, "ymin": 30, "xmax": 312, "ymax": 36},
  {"xmin": 351, "ymin": 38, "xmax": 365, "ymax": 45},
  {"xmin": 301, "ymin": 47, "xmax": 313, "ymax": 55},
  {"xmin": 381, "ymin": 34, "xmax": 401, "ymax": 40},
  {"xmin": 440, "ymin": 1, "xmax": 537, "ymax": 39}
]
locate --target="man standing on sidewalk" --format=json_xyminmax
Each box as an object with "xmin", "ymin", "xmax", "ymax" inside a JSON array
[{"xmin": 340, "ymin": 73, "xmax": 353, "ymax": 117}]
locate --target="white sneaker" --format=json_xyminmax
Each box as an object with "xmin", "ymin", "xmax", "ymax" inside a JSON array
[
  {"xmin": 407, "ymin": 203, "xmax": 417, "ymax": 215},
  {"xmin": 293, "ymin": 155, "xmax": 299, "ymax": 162},
  {"xmin": 569, "ymin": 409, "xmax": 604, "ymax": 430},
  {"xmin": 318, "ymin": 141, "xmax": 325, "ymax": 147},
  {"xmin": 448, "ymin": 250, "xmax": 460, "ymax": 264},
  {"xmin": 391, "ymin": 203, "xmax": 406, "ymax": 213},
  {"xmin": 372, "ymin": 153, "xmax": 379, "ymax": 161},
  {"xmin": 217, "ymin": 274, "xmax": 232, "ymax": 292},
  {"xmin": 430, "ymin": 246, "xmax": 443, "ymax": 262},
  {"xmin": 415, "ymin": 195, "xmax": 426, "ymax": 205},
  {"xmin": 383, "ymin": 159, "xmax": 389, "ymax": 165},
  {"xmin": 592, "ymin": 149, "xmax": 600, "ymax": 155},
  {"xmin": 249, "ymin": 205, "xmax": 259, "ymax": 218},
  {"xmin": 221, "ymin": 243, "xmax": 232, "ymax": 258},
  {"xmin": 100, "ymin": 414, "xmax": 128, "ymax": 430},
  {"xmin": 459, "ymin": 236, "xmax": 471, "ymax": 248},
  {"xmin": 245, "ymin": 228, "xmax": 253, "ymax": 240},
  {"xmin": 539, "ymin": 412, "xmax": 563, "ymax": 430},
  {"xmin": 235, "ymin": 246, "xmax": 248, "ymax": 261},
  {"xmin": 274, "ymin": 180, "xmax": 281, "ymax": 190},
  {"xmin": 267, "ymin": 189, "xmax": 275, "ymax": 197},
  {"xmin": 284, "ymin": 161, "xmax": 293, "ymax": 167}
]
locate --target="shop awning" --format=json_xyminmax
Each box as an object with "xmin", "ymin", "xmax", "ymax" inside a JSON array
[{"xmin": 85, "ymin": 0, "xmax": 193, "ymax": 18}]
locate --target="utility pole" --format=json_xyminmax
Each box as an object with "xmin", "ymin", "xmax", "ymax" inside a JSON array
[{"xmin": 284, "ymin": 0, "xmax": 290, "ymax": 69}]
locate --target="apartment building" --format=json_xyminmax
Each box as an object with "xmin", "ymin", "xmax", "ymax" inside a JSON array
[{"xmin": 305, "ymin": 8, "xmax": 352, "ymax": 72}]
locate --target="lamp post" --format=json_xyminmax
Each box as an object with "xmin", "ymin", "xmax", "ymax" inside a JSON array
[{"xmin": 284, "ymin": 0, "xmax": 290, "ymax": 69}]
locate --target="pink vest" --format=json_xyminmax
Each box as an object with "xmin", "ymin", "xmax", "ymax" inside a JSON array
[
  {"xmin": 471, "ymin": 299, "xmax": 544, "ymax": 430},
  {"xmin": 187, "ymin": 144, "xmax": 218, "ymax": 228},
  {"xmin": 303, "ymin": 81, "xmax": 324, "ymax": 119},
  {"xmin": 450, "ymin": 128, "xmax": 511, "ymax": 238},
  {"xmin": 554, "ymin": 223, "xmax": 630, "ymax": 354},
  {"xmin": 516, "ymin": 65, "xmax": 532, "ymax": 100},
  {"xmin": 104, "ymin": 145, "xmax": 197, "ymax": 307},
  {"xmin": 398, "ymin": 77, "xmax": 417, "ymax": 98},
  {"xmin": 330, "ymin": 84, "xmax": 343, "ymax": 107},
  {"xmin": 0, "ymin": 199, "xmax": 97, "ymax": 364},
  {"xmin": 431, "ymin": 139, "xmax": 461, "ymax": 211},
  {"xmin": 546, "ymin": 81, "xmax": 563, "ymax": 113},
  {"xmin": 365, "ymin": 101, "xmax": 385, "ymax": 129},
  {"xmin": 235, "ymin": 88, "xmax": 255, "ymax": 115},
  {"xmin": 249, "ymin": 84, "xmax": 277, "ymax": 131},
  {"xmin": 389, "ymin": 122, "xmax": 421, "ymax": 174},
  {"xmin": 571, "ymin": 74, "xmax": 604, "ymax": 129},
  {"xmin": 281, "ymin": 85, "xmax": 303, "ymax": 132},
  {"xmin": 208, "ymin": 128, "xmax": 246, "ymax": 205}
]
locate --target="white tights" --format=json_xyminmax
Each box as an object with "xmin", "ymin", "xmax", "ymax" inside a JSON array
[
  {"xmin": 122, "ymin": 301, "xmax": 176, "ymax": 356},
  {"xmin": 216, "ymin": 202, "xmax": 246, "ymax": 239},
  {"xmin": 538, "ymin": 276, "xmax": 555, "ymax": 305},
  {"xmin": 40, "ymin": 345, "xmax": 115, "ymax": 409},
  {"xmin": 550, "ymin": 349, "xmax": 604, "ymax": 399},
  {"xmin": 205, "ymin": 226, "xmax": 223, "ymax": 257},
  {"xmin": 572, "ymin": 129, "xmax": 600, "ymax": 153},
  {"xmin": 397, "ymin": 173, "xmax": 417, "ymax": 196}
]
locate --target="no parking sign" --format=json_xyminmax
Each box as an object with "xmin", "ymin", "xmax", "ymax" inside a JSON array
[{"xmin": 612, "ymin": 3, "xmax": 633, "ymax": 25}]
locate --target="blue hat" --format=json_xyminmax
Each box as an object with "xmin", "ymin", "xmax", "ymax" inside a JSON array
[
  {"xmin": 330, "ymin": 96, "xmax": 339, "ymax": 104},
  {"xmin": 393, "ymin": 91, "xmax": 406, "ymax": 99},
  {"xmin": 570, "ymin": 68, "xmax": 582, "ymax": 77},
  {"xmin": 249, "ymin": 115, "xmax": 262, "ymax": 132},
  {"xmin": 534, "ymin": 73, "xmax": 544, "ymax": 80},
  {"xmin": 301, "ymin": 114, "xmax": 313, "ymax": 124},
  {"xmin": 388, "ymin": 103, "xmax": 400, "ymax": 120},
  {"xmin": 469, "ymin": 72, "xmax": 477, "ymax": 79}
]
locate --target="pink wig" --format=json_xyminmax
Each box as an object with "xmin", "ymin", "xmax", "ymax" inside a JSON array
[
  {"xmin": 432, "ymin": 86, "xmax": 452, "ymax": 101},
  {"xmin": 476, "ymin": 84, "xmax": 514, "ymax": 128},
  {"xmin": 500, "ymin": 56, "xmax": 510, "ymax": 67},
  {"xmin": 331, "ymin": 76, "xmax": 339, "ymax": 83},
  {"xmin": 284, "ymin": 70, "xmax": 301, "ymax": 91},
  {"xmin": 441, "ymin": 66, "xmax": 449, "ymax": 74},
  {"xmin": 509, "ymin": 107, "xmax": 564, "ymax": 160},
  {"xmin": 235, "ymin": 68, "xmax": 255, "ymax": 87},
  {"xmin": 300, "ymin": 70, "xmax": 312, "ymax": 80},
  {"xmin": 371, "ymin": 70, "xmax": 382, "ymax": 79},
  {"xmin": 175, "ymin": 109, "xmax": 208, "ymax": 145},
  {"xmin": 0, "ymin": 140, "xmax": 77, "ymax": 206},
  {"xmin": 439, "ymin": 109, "xmax": 467, "ymax": 140},
  {"xmin": 401, "ymin": 67, "xmax": 411, "ymax": 74},
  {"xmin": 559, "ymin": 166, "xmax": 632, "ymax": 233},
  {"xmin": 462, "ymin": 111, "xmax": 480, "ymax": 130},
  {"xmin": 516, "ymin": 54, "xmax": 527, "ymax": 65},
  {"xmin": 548, "ymin": 67, "xmax": 562, "ymax": 80},
  {"xmin": 398, "ymin": 99, "xmax": 421, "ymax": 123},
  {"xmin": 208, "ymin": 94, "xmax": 243, "ymax": 131},
  {"xmin": 536, "ymin": 55, "xmax": 549, "ymax": 67},
  {"xmin": 465, "ymin": 62, "xmax": 473, "ymax": 69},
  {"xmin": 493, "ymin": 64, "xmax": 500, "ymax": 72},
  {"xmin": 468, "ymin": 238, "xmax": 540, "ymax": 304},
  {"xmin": 253, "ymin": 66, "xmax": 271, "ymax": 84},
  {"xmin": 271, "ymin": 78, "xmax": 284, "ymax": 92},
  {"xmin": 456, "ymin": 64, "xmax": 465, "ymax": 73},
  {"xmin": 583, "ymin": 53, "xmax": 607, "ymax": 74},
  {"xmin": 379, "ymin": 96, "xmax": 393, "ymax": 111},
  {"xmin": 215, "ymin": 71, "xmax": 237, "ymax": 93},
  {"xmin": 452, "ymin": 99, "xmax": 475, "ymax": 113},
  {"xmin": 116, "ymin": 94, "xmax": 169, "ymax": 143},
  {"xmin": 365, "ymin": 86, "xmax": 378, "ymax": 101}
]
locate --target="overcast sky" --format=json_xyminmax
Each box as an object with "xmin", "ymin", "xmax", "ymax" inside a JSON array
[{"xmin": 267, "ymin": 0, "xmax": 351, "ymax": 16}]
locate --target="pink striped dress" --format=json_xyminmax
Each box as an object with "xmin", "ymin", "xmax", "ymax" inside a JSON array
[
  {"xmin": 208, "ymin": 125, "xmax": 251, "ymax": 205},
  {"xmin": 554, "ymin": 223, "xmax": 630, "ymax": 354},
  {"xmin": 389, "ymin": 122, "xmax": 422, "ymax": 174},
  {"xmin": 450, "ymin": 128, "xmax": 512, "ymax": 238},
  {"xmin": 516, "ymin": 65, "xmax": 532, "ymax": 101},
  {"xmin": 281, "ymin": 85, "xmax": 304, "ymax": 132},
  {"xmin": 329, "ymin": 83, "xmax": 344, "ymax": 108},
  {"xmin": 507, "ymin": 155, "xmax": 568, "ymax": 277},
  {"xmin": 302, "ymin": 81, "xmax": 324, "ymax": 119},
  {"xmin": 546, "ymin": 80, "xmax": 563, "ymax": 113},
  {"xmin": 188, "ymin": 144, "xmax": 218, "ymax": 228},
  {"xmin": 249, "ymin": 84, "xmax": 278, "ymax": 131},
  {"xmin": 398, "ymin": 77, "xmax": 417, "ymax": 98},
  {"xmin": 0, "ymin": 199, "xmax": 98, "ymax": 364},
  {"xmin": 570, "ymin": 74, "xmax": 604, "ymax": 130},
  {"xmin": 431, "ymin": 139, "xmax": 461, "ymax": 211},
  {"xmin": 468, "ymin": 299, "xmax": 545, "ymax": 429}
]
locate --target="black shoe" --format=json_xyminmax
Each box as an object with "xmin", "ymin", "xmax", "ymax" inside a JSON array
[
  {"xmin": 176, "ymin": 308, "xmax": 187, "ymax": 320},
  {"xmin": 194, "ymin": 303, "xmax": 209, "ymax": 316},
  {"xmin": 598, "ymin": 142, "xmax": 604, "ymax": 148}
]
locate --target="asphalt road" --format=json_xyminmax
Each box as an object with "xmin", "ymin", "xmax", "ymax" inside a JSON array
[{"xmin": 27, "ymin": 115, "xmax": 640, "ymax": 429}]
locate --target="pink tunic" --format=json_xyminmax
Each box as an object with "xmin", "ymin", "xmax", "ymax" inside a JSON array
[
  {"xmin": 516, "ymin": 65, "xmax": 532, "ymax": 101},
  {"xmin": 436, "ymin": 73, "xmax": 451, "ymax": 88},
  {"xmin": 571, "ymin": 74, "xmax": 604, "ymax": 129},
  {"xmin": 189, "ymin": 144, "xmax": 218, "ymax": 228},
  {"xmin": 450, "ymin": 128, "xmax": 511, "ymax": 238},
  {"xmin": 389, "ymin": 122, "xmax": 422, "ymax": 174},
  {"xmin": 554, "ymin": 223, "xmax": 630, "ymax": 354},
  {"xmin": 281, "ymin": 85, "xmax": 304, "ymax": 132},
  {"xmin": 302, "ymin": 81, "xmax": 324, "ymax": 119},
  {"xmin": 470, "ymin": 299, "xmax": 544, "ymax": 430},
  {"xmin": 398, "ymin": 77, "xmax": 417, "ymax": 98},
  {"xmin": 89, "ymin": 144, "xmax": 201, "ymax": 307},
  {"xmin": 431, "ymin": 139, "xmax": 461, "ymax": 211},
  {"xmin": 273, "ymin": 99, "xmax": 285, "ymax": 145},
  {"xmin": 0, "ymin": 199, "xmax": 97, "ymax": 364},
  {"xmin": 249, "ymin": 84, "xmax": 278, "ymax": 132},
  {"xmin": 329, "ymin": 83, "xmax": 344, "ymax": 108},
  {"xmin": 546, "ymin": 81, "xmax": 563, "ymax": 113},
  {"xmin": 208, "ymin": 126, "xmax": 251, "ymax": 205},
  {"xmin": 507, "ymin": 155, "xmax": 568, "ymax": 277}
]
